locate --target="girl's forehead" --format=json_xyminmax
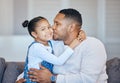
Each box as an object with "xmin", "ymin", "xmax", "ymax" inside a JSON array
[
  {"xmin": 38, "ymin": 19, "xmax": 49, "ymax": 24},
  {"xmin": 36, "ymin": 19, "xmax": 50, "ymax": 27}
]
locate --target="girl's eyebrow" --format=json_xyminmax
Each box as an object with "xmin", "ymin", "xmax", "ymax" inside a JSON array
[{"xmin": 37, "ymin": 25, "xmax": 50, "ymax": 29}]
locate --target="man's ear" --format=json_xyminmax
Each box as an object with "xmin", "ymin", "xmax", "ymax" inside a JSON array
[
  {"xmin": 31, "ymin": 31, "xmax": 37, "ymax": 38},
  {"xmin": 68, "ymin": 23, "xmax": 76, "ymax": 32}
]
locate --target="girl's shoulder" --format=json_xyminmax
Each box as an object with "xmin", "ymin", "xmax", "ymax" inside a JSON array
[{"xmin": 29, "ymin": 41, "xmax": 44, "ymax": 49}]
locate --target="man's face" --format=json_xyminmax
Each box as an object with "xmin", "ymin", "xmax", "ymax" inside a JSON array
[{"xmin": 52, "ymin": 13, "xmax": 69, "ymax": 41}]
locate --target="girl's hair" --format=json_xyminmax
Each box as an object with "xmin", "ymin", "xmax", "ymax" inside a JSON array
[{"xmin": 22, "ymin": 16, "xmax": 46, "ymax": 37}]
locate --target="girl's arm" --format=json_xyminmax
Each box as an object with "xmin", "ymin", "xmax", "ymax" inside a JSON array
[
  {"xmin": 30, "ymin": 44, "xmax": 73, "ymax": 65},
  {"xmin": 69, "ymin": 30, "xmax": 86, "ymax": 49},
  {"xmin": 29, "ymin": 30, "xmax": 86, "ymax": 65}
]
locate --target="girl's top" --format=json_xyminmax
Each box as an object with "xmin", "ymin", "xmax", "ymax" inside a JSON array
[{"xmin": 24, "ymin": 40, "xmax": 74, "ymax": 83}]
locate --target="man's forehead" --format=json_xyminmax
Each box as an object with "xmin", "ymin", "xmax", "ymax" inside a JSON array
[{"xmin": 54, "ymin": 13, "xmax": 65, "ymax": 20}]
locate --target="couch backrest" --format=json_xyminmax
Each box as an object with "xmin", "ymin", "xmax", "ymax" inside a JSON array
[
  {"xmin": 0, "ymin": 58, "xmax": 6, "ymax": 83},
  {"xmin": 106, "ymin": 57, "xmax": 120, "ymax": 83}
]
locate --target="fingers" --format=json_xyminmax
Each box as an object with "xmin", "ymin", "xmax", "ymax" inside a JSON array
[
  {"xmin": 32, "ymin": 78, "xmax": 39, "ymax": 82},
  {"xmin": 29, "ymin": 74, "xmax": 36, "ymax": 79},
  {"xmin": 77, "ymin": 37, "xmax": 83, "ymax": 42},
  {"xmin": 28, "ymin": 72, "xmax": 40, "ymax": 82},
  {"xmin": 28, "ymin": 66, "xmax": 49, "ymax": 83},
  {"xmin": 29, "ymin": 68, "xmax": 39, "ymax": 71},
  {"xmin": 77, "ymin": 30, "xmax": 86, "ymax": 41},
  {"xmin": 28, "ymin": 71, "xmax": 38, "ymax": 76},
  {"xmin": 29, "ymin": 74, "xmax": 37, "ymax": 80},
  {"xmin": 29, "ymin": 73, "xmax": 44, "ymax": 82},
  {"xmin": 29, "ymin": 68, "xmax": 40, "ymax": 75},
  {"xmin": 19, "ymin": 78, "xmax": 26, "ymax": 82},
  {"xmin": 28, "ymin": 68, "xmax": 43, "ymax": 82},
  {"xmin": 16, "ymin": 78, "xmax": 26, "ymax": 83},
  {"xmin": 40, "ymin": 65, "xmax": 47, "ymax": 70}
]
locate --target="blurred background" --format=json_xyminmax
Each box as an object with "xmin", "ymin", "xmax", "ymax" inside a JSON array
[{"xmin": 0, "ymin": 0, "xmax": 120, "ymax": 61}]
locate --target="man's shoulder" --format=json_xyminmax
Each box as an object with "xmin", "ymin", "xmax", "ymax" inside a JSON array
[
  {"xmin": 29, "ymin": 41, "xmax": 45, "ymax": 50},
  {"xmin": 86, "ymin": 37, "xmax": 103, "ymax": 43},
  {"xmin": 84, "ymin": 36, "xmax": 105, "ymax": 47},
  {"xmin": 86, "ymin": 36, "xmax": 99, "ymax": 40}
]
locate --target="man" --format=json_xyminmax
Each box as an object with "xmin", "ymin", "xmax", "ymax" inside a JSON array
[{"xmin": 17, "ymin": 8, "xmax": 108, "ymax": 83}]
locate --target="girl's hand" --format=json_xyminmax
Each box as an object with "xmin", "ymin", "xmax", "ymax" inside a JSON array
[
  {"xmin": 77, "ymin": 30, "xmax": 86, "ymax": 41},
  {"xmin": 69, "ymin": 30, "xmax": 86, "ymax": 49}
]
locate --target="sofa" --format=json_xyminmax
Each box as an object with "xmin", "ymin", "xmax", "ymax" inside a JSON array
[
  {"xmin": 0, "ymin": 58, "xmax": 24, "ymax": 83},
  {"xmin": 0, "ymin": 57, "xmax": 120, "ymax": 83}
]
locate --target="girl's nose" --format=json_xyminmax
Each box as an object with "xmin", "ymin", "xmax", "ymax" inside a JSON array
[{"xmin": 48, "ymin": 27, "xmax": 53, "ymax": 33}]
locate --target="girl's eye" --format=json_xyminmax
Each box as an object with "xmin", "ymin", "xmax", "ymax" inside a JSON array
[
  {"xmin": 48, "ymin": 26, "xmax": 51, "ymax": 29},
  {"xmin": 41, "ymin": 28, "xmax": 45, "ymax": 31}
]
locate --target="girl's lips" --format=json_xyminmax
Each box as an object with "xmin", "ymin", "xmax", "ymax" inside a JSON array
[{"xmin": 47, "ymin": 33, "xmax": 53, "ymax": 38}]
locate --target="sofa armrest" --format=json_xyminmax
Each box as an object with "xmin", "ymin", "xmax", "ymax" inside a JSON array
[
  {"xmin": 0, "ymin": 57, "xmax": 6, "ymax": 83},
  {"xmin": 2, "ymin": 62, "xmax": 24, "ymax": 83}
]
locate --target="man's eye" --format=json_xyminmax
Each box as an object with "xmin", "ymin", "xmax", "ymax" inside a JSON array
[{"xmin": 56, "ymin": 23, "xmax": 59, "ymax": 26}]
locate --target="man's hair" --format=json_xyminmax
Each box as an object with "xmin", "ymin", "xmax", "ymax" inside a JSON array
[{"xmin": 59, "ymin": 8, "xmax": 82, "ymax": 25}]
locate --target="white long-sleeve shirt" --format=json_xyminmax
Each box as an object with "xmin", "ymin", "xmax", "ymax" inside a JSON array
[
  {"xmin": 51, "ymin": 37, "xmax": 108, "ymax": 83},
  {"xmin": 27, "ymin": 41, "xmax": 73, "ymax": 69}
]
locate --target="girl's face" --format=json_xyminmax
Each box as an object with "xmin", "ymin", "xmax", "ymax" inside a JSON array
[{"xmin": 32, "ymin": 19, "xmax": 53, "ymax": 43}]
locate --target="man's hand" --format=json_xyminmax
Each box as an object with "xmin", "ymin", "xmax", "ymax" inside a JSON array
[
  {"xmin": 16, "ymin": 78, "xmax": 26, "ymax": 83},
  {"xmin": 28, "ymin": 66, "xmax": 52, "ymax": 83}
]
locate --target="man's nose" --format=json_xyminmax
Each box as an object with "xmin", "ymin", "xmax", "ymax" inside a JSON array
[{"xmin": 52, "ymin": 24, "xmax": 55, "ymax": 30}]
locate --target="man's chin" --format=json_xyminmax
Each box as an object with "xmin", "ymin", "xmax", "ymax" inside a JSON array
[{"xmin": 53, "ymin": 36, "xmax": 61, "ymax": 41}]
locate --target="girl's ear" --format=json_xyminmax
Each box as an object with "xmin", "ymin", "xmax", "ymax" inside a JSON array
[{"xmin": 31, "ymin": 31, "xmax": 37, "ymax": 38}]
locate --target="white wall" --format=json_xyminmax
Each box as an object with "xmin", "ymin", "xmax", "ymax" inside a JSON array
[
  {"xmin": 0, "ymin": 35, "xmax": 33, "ymax": 61},
  {"xmin": 0, "ymin": 0, "xmax": 120, "ymax": 61},
  {"xmin": 0, "ymin": 0, "xmax": 13, "ymax": 35},
  {"xmin": 105, "ymin": 0, "xmax": 120, "ymax": 59}
]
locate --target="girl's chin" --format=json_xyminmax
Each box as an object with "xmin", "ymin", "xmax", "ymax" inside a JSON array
[{"xmin": 47, "ymin": 38, "xmax": 53, "ymax": 41}]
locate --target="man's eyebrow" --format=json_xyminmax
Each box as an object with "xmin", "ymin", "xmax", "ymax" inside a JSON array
[
  {"xmin": 54, "ymin": 20, "xmax": 59, "ymax": 23},
  {"xmin": 54, "ymin": 21, "xmax": 58, "ymax": 23}
]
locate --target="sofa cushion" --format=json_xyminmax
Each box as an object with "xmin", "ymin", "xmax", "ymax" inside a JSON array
[
  {"xmin": 2, "ymin": 62, "xmax": 24, "ymax": 83},
  {"xmin": 106, "ymin": 57, "xmax": 120, "ymax": 83},
  {"xmin": 0, "ymin": 57, "xmax": 6, "ymax": 83}
]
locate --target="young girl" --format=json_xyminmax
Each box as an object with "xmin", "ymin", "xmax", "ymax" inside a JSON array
[{"xmin": 21, "ymin": 16, "xmax": 85, "ymax": 83}]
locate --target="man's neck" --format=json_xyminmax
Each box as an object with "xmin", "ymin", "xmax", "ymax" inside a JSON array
[{"xmin": 64, "ymin": 32, "xmax": 78, "ymax": 45}]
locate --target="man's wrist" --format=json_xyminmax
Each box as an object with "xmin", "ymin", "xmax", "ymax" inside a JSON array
[{"xmin": 50, "ymin": 74, "xmax": 57, "ymax": 83}]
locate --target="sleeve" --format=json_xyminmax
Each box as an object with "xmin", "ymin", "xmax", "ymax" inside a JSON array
[
  {"xmin": 31, "ymin": 43, "xmax": 74, "ymax": 65},
  {"xmin": 56, "ymin": 39, "xmax": 108, "ymax": 83}
]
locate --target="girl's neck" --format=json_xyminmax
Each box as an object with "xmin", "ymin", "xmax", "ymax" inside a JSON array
[{"xmin": 35, "ymin": 39, "xmax": 49, "ymax": 46}]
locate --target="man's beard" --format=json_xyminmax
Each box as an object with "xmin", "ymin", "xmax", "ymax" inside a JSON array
[{"xmin": 53, "ymin": 35, "xmax": 62, "ymax": 41}]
